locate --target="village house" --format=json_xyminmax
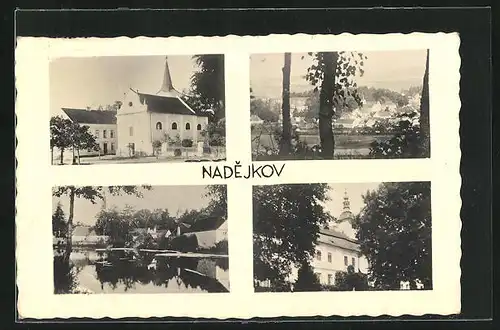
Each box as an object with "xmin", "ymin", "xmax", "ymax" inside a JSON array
[
  {"xmin": 116, "ymin": 57, "xmax": 210, "ymax": 157},
  {"xmin": 184, "ymin": 217, "xmax": 228, "ymax": 249},
  {"xmin": 71, "ymin": 225, "xmax": 109, "ymax": 246},
  {"xmin": 59, "ymin": 108, "xmax": 117, "ymax": 157}
]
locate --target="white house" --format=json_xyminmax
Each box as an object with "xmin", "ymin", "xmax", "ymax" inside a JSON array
[
  {"xmin": 72, "ymin": 225, "xmax": 109, "ymax": 245},
  {"xmin": 250, "ymin": 114, "xmax": 264, "ymax": 125},
  {"xmin": 185, "ymin": 218, "xmax": 228, "ymax": 249},
  {"xmin": 59, "ymin": 108, "xmax": 117, "ymax": 156},
  {"xmin": 116, "ymin": 57, "xmax": 210, "ymax": 157}
]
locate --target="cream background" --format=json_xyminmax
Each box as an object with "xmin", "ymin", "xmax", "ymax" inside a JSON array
[{"xmin": 15, "ymin": 33, "xmax": 461, "ymax": 319}]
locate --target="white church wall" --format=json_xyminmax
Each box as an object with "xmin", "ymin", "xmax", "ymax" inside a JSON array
[{"xmin": 116, "ymin": 111, "xmax": 152, "ymax": 156}]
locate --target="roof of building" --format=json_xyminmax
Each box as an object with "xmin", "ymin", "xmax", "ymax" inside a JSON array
[
  {"xmin": 62, "ymin": 108, "xmax": 117, "ymax": 125},
  {"xmin": 137, "ymin": 92, "xmax": 210, "ymax": 117},
  {"xmin": 338, "ymin": 210, "xmax": 354, "ymax": 221},
  {"xmin": 72, "ymin": 225, "xmax": 96, "ymax": 237},
  {"xmin": 318, "ymin": 227, "xmax": 360, "ymax": 252}
]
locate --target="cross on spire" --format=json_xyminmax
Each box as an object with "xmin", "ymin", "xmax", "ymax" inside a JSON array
[{"xmin": 343, "ymin": 189, "xmax": 351, "ymax": 211}]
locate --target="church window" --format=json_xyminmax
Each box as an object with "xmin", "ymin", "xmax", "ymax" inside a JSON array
[
  {"xmin": 129, "ymin": 126, "xmax": 133, "ymax": 136},
  {"xmin": 156, "ymin": 122, "xmax": 163, "ymax": 130},
  {"xmin": 327, "ymin": 252, "xmax": 332, "ymax": 263},
  {"xmin": 172, "ymin": 122, "xmax": 178, "ymax": 130},
  {"xmin": 185, "ymin": 123, "xmax": 191, "ymax": 130},
  {"xmin": 95, "ymin": 130, "xmax": 99, "ymax": 138},
  {"xmin": 352, "ymin": 257, "xmax": 356, "ymax": 268},
  {"xmin": 110, "ymin": 130, "xmax": 114, "ymax": 138},
  {"xmin": 197, "ymin": 124, "xmax": 202, "ymax": 131},
  {"xmin": 315, "ymin": 250, "xmax": 322, "ymax": 261},
  {"xmin": 103, "ymin": 130, "xmax": 107, "ymax": 138},
  {"xmin": 344, "ymin": 256, "xmax": 348, "ymax": 266}
]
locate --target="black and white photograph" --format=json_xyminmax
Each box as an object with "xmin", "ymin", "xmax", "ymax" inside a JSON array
[
  {"xmin": 253, "ymin": 181, "xmax": 432, "ymax": 292},
  {"xmin": 250, "ymin": 50, "xmax": 430, "ymax": 160},
  {"xmin": 50, "ymin": 55, "xmax": 225, "ymax": 165},
  {"xmin": 52, "ymin": 184, "xmax": 229, "ymax": 293}
]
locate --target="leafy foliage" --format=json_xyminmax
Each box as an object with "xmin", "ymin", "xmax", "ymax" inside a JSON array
[
  {"xmin": 353, "ymin": 182, "xmax": 432, "ymax": 290},
  {"xmin": 94, "ymin": 207, "xmax": 134, "ymax": 247},
  {"xmin": 368, "ymin": 112, "xmax": 426, "ymax": 158},
  {"xmin": 332, "ymin": 265, "xmax": 369, "ymax": 291},
  {"xmin": 52, "ymin": 202, "xmax": 67, "ymax": 238},
  {"xmin": 253, "ymin": 184, "xmax": 332, "ymax": 289},
  {"xmin": 169, "ymin": 234, "xmax": 199, "ymax": 253},
  {"xmin": 305, "ymin": 52, "xmax": 365, "ymax": 114},
  {"xmin": 200, "ymin": 119, "xmax": 226, "ymax": 147},
  {"xmin": 293, "ymin": 260, "xmax": 322, "ymax": 292},
  {"xmin": 50, "ymin": 116, "xmax": 99, "ymax": 164},
  {"xmin": 187, "ymin": 55, "xmax": 225, "ymax": 122},
  {"xmin": 181, "ymin": 138, "xmax": 194, "ymax": 148},
  {"xmin": 250, "ymin": 98, "xmax": 280, "ymax": 122}
]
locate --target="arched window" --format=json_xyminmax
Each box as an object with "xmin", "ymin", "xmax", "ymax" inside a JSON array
[
  {"xmin": 196, "ymin": 124, "xmax": 202, "ymax": 131},
  {"xmin": 171, "ymin": 122, "xmax": 178, "ymax": 130},
  {"xmin": 316, "ymin": 250, "xmax": 322, "ymax": 261},
  {"xmin": 156, "ymin": 122, "xmax": 162, "ymax": 130},
  {"xmin": 185, "ymin": 123, "xmax": 191, "ymax": 130}
]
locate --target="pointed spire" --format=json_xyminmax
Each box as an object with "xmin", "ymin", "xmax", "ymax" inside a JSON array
[
  {"xmin": 158, "ymin": 56, "xmax": 176, "ymax": 95},
  {"xmin": 343, "ymin": 189, "xmax": 351, "ymax": 211}
]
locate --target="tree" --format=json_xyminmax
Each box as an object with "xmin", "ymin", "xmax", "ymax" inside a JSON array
[
  {"xmin": 333, "ymin": 265, "xmax": 369, "ymax": 291},
  {"xmin": 294, "ymin": 260, "xmax": 321, "ymax": 291},
  {"xmin": 200, "ymin": 118, "xmax": 226, "ymax": 147},
  {"xmin": 69, "ymin": 123, "xmax": 99, "ymax": 164},
  {"xmin": 52, "ymin": 185, "xmax": 151, "ymax": 256},
  {"xmin": 50, "ymin": 116, "xmax": 73, "ymax": 165},
  {"xmin": 250, "ymin": 99, "xmax": 279, "ymax": 122},
  {"xmin": 94, "ymin": 207, "xmax": 133, "ymax": 247},
  {"xmin": 352, "ymin": 182, "xmax": 432, "ymax": 290},
  {"xmin": 152, "ymin": 140, "xmax": 162, "ymax": 158},
  {"xmin": 52, "ymin": 202, "xmax": 67, "ymax": 238},
  {"xmin": 204, "ymin": 185, "xmax": 227, "ymax": 219},
  {"xmin": 188, "ymin": 55, "xmax": 225, "ymax": 122},
  {"xmin": 420, "ymin": 49, "xmax": 430, "ymax": 157},
  {"xmin": 280, "ymin": 53, "xmax": 292, "ymax": 155},
  {"xmin": 306, "ymin": 52, "xmax": 365, "ymax": 158},
  {"xmin": 253, "ymin": 184, "xmax": 332, "ymax": 290}
]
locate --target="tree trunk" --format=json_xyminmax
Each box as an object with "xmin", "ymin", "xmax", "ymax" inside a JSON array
[
  {"xmin": 280, "ymin": 53, "xmax": 292, "ymax": 155},
  {"xmin": 59, "ymin": 148, "xmax": 64, "ymax": 165},
  {"xmin": 77, "ymin": 148, "xmax": 81, "ymax": 165},
  {"xmin": 65, "ymin": 187, "xmax": 75, "ymax": 258},
  {"xmin": 420, "ymin": 49, "xmax": 430, "ymax": 157},
  {"xmin": 318, "ymin": 52, "xmax": 338, "ymax": 159},
  {"xmin": 51, "ymin": 147, "xmax": 54, "ymax": 165}
]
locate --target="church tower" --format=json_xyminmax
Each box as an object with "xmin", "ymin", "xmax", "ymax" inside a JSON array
[
  {"xmin": 157, "ymin": 56, "xmax": 179, "ymax": 97},
  {"xmin": 337, "ymin": 189, "xmax": 356, "ymax": 239}
]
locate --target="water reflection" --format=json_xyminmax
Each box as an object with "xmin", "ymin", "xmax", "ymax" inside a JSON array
[{"xmin": 53, "ymin": 249, "xmax": 230, "ymax": 294}]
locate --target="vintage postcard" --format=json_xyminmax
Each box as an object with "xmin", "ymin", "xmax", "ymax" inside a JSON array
[{"xmin": 15, "ymin": 33, "xmax": 461, "ymax": 319}]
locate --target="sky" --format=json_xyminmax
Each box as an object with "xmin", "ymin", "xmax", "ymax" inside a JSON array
[
  {"xmin": 52, "ymin": 185, "xmax": 214, "ymax": 226},
  {"xmin": 322, "ymin": 182, "xmax": 382, "ymax": 218},
  {"xmin": 250, "ymin": 50, "xmax": 427, "ymax": 98},
  {"xmin": 49, "ymin": 55, "xmax": 198, "ymax": 117}
]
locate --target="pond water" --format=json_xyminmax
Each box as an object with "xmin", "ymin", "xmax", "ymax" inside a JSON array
[{"xmin": 54, "ymin": 249, "xmax": 230, "ymax": 294}]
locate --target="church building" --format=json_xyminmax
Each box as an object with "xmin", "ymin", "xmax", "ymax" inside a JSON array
[
  {"xmin": 310, "ymin": 191, "xmax": 370, "ymax": 286},
  {"xmin": 116, "ymin": 57, "xmax": 210, "ymax": 157}
]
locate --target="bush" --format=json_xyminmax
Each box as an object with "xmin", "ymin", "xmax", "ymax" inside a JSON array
[
  {"xmin": 181, "ymin": 138, "xmax": 193, "ymax": 147},
  {"xmin": 294, "ymin": 261, "xmax": 322, "ymax": 292},
  {"xmin": 174, "ymin": 148, "xmax": 182, "ymax": 157},
  {"xmin": 169, "ymin": 234, "xmax": 199, "ymax": 252},
  {"xmin": 198, "ymin": 239, "xmax": 228, "ymax": 254}
]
